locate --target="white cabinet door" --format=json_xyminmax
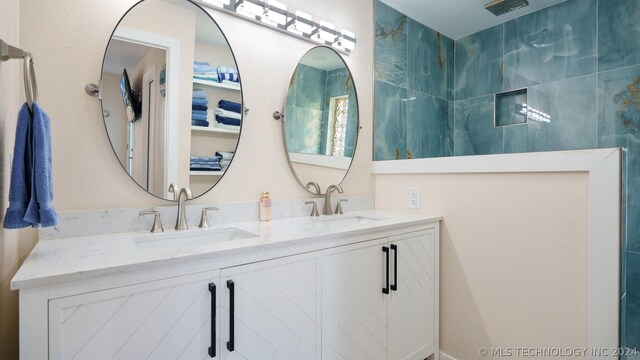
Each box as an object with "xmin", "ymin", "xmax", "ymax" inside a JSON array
[
  {"xmin": 322, "ymin": 238, "xmax": 390, "ymax": 360},
  {"xmin": 49, "ymin": 270, "xmax": 220, "ymax": 360},
  {"xmin": 388, "ymin": 230, "xmax": 437, "ymax": 360},
  {"xmin": 219, "ymin": 253, "xmax": 319, "ymax": 360}
]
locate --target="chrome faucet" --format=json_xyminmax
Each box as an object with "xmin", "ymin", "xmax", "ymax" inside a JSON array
[
  {"xmin": 323, "ymin": 185, "xmax": 343, "ymax": 215},
  {"xmin": 305, "ymin": 181, "xmax": 321, "ymax": 195},
  {"xmin": 175, "ymin": 187, "xmax": 193, "ymax": 230}
]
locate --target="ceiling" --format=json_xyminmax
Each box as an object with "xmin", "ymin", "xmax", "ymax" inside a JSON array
[
  {"xmin": 381, "ymin": 0, "xmax": 568, "ymax": 40},
  {"xmin": 300, "ymin": 47, "xmax": 346, "ymax": 71},
  {"xmin": 103, "ymin": 39, "xmax": 156, "ymax": 75}
]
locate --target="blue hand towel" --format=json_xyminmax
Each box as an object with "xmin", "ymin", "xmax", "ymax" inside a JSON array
[
  {"xmin": 215, "ymin": 115, "xmax": 241, "ymax": 127},
  {"xmin": 24, "ymin": 104, "xmax": 57, "ymax": 227},
  {"xmin": 194, "ymin": 61, "xmax": 211, "ymax": 67},
  {"xmin": 218, "ymin": 100, "xmax": 242, "ymax": 113},
  {"xmin": 192, "ymin": 110, "xmax": 208, "ymax": 116},
  {"xmin": 4, "ymin": 103, "xmax": 57, "ymax": 228},
  {"xmin": 192, "ymin": 104, "xmax": 208, "ymax": 111},
  {"xmin": 4, "ymin": 104, "xmax": 33, "ymax": 228}
]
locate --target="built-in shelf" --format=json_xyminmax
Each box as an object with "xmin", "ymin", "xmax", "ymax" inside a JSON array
[
  {"xmin": 191, "ymin": 126, "xmax": 239, "ymax": 135},
  {"xmin": 190, "ymin": 170, "xmax": 225, "ymax": 177},
  {"xmin": 193, "ymin": 78, "xmax": 241, "ymax": 91}
]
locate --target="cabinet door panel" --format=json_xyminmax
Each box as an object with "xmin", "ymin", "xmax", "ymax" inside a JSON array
[
  {"xmin": 220, "ymin": 255, "xmax": 318, "ymax": 360},
  {"xmin": 49, "ymin": 270, "xmax": 220, "ymax": 360},
  {"xmin": 322, "ymin": 239, "xmax": 389, "ymax": 360},
  {"xmin": 389, "ymin": 230, "xmax": 435, "ymax": 360}
]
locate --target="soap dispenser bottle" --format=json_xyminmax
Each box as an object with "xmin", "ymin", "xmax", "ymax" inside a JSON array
[{"xmin": 259, "ymin": 192, "xmax": 271, "ymax": 221}]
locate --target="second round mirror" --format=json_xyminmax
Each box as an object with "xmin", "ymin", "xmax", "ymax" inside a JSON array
[{"xmin": 283, "ymin": 46, "xmax": 359, "ymax": 195}]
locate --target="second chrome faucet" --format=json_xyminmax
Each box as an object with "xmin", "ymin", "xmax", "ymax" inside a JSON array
[{"xmin": 176, "ymin": 187, "xmax": 193, "ymax": 230}]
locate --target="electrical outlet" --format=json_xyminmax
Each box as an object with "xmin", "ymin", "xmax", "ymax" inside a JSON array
[{"xmin": 408, "ymin": 187, "xmax": 421, "ymax": 209}]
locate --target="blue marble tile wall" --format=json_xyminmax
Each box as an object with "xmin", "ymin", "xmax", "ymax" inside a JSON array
[
  {"xmin": 285, "ymin": 64, "xmax": 327, "ymax": 154},
  {"xmin": 375, "ymin": 0, "xmax": 640, "ymax": 352},
  {"xmin": 374, "ymin": 0, "xmax": 454, "ymax": 160}
]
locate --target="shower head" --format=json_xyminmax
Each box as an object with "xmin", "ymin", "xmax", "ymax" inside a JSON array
[{"xmin": 484, "ymin": 0, "xmax": 529, "ymax": 16}]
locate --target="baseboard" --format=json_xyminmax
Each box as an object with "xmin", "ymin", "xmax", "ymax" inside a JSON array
[{"xmin": 440, "ymin": 351, "xmax": 458, "ymax": 360}]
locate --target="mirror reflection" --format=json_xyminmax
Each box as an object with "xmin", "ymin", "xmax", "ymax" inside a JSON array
[
  {"xmin": 284, "ymin": 46, "xmax": 359, "ymax": 194},
  {"xmin": 101, "ymin": 0, "xmax": 242, "ymax": 201}
]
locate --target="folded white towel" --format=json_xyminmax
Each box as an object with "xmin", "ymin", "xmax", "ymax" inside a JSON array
[
  {"xmin": 214, "ymin": 121, "xmax": 241, "ymax": 130},
  {"xmin": 213, "ymin": 108, "xmax": 242, "ymax": 120}
]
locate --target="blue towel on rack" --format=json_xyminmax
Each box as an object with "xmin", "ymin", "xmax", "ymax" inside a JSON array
[
  {"xmin": 192, "ymin": 98, "xmax": 209, "ymax": 106},
  {"xmin": 192, "ymin": 89, "xmax": 207, "ymax": 100},
  {"xmin": 218, "ymin": 100, "xmax": 242, "ymax": 113},
  {"xmin": 192, "ymin": 110, "xmax": 207, "ymax": 116},
  {"xmin": 4, "ymin": 103, "xmax": 57, "ymax": 229},
  {"xmin": 192, "ymin": 104, "xmax": 208, "ymax": 111},
  {"xmin": 215, "ymin": 115, "xmax": 241, "ymax": 127},
  {"xmin": 4, "ymin": 104, "xmax": 33, "ymax": 228}
]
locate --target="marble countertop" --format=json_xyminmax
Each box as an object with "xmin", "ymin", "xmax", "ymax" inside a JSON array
[{"xmin": 12, "ymin": 210, "xmax": 441, "ymax": 290}]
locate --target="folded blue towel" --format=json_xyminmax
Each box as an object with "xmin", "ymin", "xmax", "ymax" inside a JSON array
[
  {"xmin": 191, "ymin": 155, "xmax": 222, "ymax": 162},
  {"xmin": 190, "ymin": 164, "xmax": 223, "ymax": 171},
  {"xmin": 192, "ymin": 110, "xmax": 207, "ymax": 116},
  {"xmin": 194, "ymin": 75, "xmax": 219, "ymax": 83},
  {"xmin": 192, "ymin": 120, "xmax": 210, "ymax": 127},
  {"xmin": 217, "ymin": 73, "xmax": 239, "ymax": 82},
  {"xmin": 193, "ymin": 104, "xmax": 208, "ymax": 112},
  {"xmin": 193, "ymin": 66, "xmax": 218, "ymax": 74},
  {"xmin": 192, "ymin": 98, "xmax": 209, "ymax": 106},
  {"xmin": 215, "ymin": 151, "xmax": 234, "ymax": 160},
  {"xmin": 218, "ymin": 100, "xmax": 242, "ymax": 113},
  {"xmin": 192, "ymin": 113, "xmax": 208, "ymax": 122},
  {"xmin": 194, "ymin": 61, "xmax": 211, "ymax": 67},
  {"xmin": 215, "ymin": 115, "xmax": 241, "ymax": 127},
  {"xmin": 192, "ymin": 89, "xmax": 207, "ymax": 100},
  {"xmin": 216, "ymin": 66, "xmax": 238, "ymax": 74},
  {"xmin": 4, "ymin": 103, "xmax": 58, "ymax": 228}
]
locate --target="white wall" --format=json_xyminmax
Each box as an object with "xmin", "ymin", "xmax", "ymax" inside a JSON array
[
  {"xmin": 375, "ymin": 172, "xmax": 589, "ymax": 359},
  {"xmin": 0, "ymin": 1, "xmax": 38, "ymax": 359},
  {"xmin": 17, "ymin": 0, "xmax": 374, "ymax": 210}
]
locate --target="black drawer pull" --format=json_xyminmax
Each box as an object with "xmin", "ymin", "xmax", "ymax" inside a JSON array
[
  {"xmin": 226, "ymin": 280, "xmax": 235, "ymax": 352},
  {"xmin": 208, "ymin": 283, "xmax": 216, "ymax": 358},
  {"xmin": 390, "ymin": 244, "xmax": 398, "ymax": 291},
  {"xmin": 382, "ymin": 246, "xmax": 390, "ymax": 294}
]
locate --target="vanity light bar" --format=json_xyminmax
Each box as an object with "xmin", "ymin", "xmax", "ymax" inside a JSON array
[{"xmin": 198, "ymin": 0, "xmax": 356, "ymax": 54}]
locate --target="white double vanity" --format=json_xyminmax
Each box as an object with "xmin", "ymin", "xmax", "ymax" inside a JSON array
[{"xmin": 13, "ymin": 210, "xmax": 440, "ymax": 360}]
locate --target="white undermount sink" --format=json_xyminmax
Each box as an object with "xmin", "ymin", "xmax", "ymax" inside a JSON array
[
  {"xmin": 318, "ymin": 215, "xmax": 384, "ymax": 227},
  {"xmin": 133, "ymin": 227, "xmax": 258, "ymax": 250}
]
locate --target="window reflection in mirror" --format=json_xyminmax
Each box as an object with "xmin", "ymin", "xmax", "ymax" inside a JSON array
[
  {"xmin": 284, "ymin": 46, "xmax": 359, "ymax": 194},
  {"xmin": 101, "ymin": 0, "xmax": 242, "ymax": 201}
]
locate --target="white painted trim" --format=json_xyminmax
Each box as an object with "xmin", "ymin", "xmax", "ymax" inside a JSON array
[
  {"xmin": 372, "ymin": 148, "xmax": 618, "ymax": 174},
  {"xmin": 373, "ymin": 148, "xmax": 622, "ymax": 359},
  {"xmin": 113, "ymin": 26, "xmax": 181, "ymax": 192},
  {"xmin": 289, "ymin": 152, "xmax": 351, "ymax": 170}
]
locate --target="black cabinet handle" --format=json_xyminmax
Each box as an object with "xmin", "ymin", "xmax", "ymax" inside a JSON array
[
  {"xmin": 208, "ymin": 283, "xmax": 216, "ymax": 358},
  {"xmin": 390, "ymin": 244, "xmax": 398, "ymax": 291},
  {"xmin": 382, "ymin": 246, "xmax": 390, "ymax": 294},
  {"xmin": 226, "ymin": 280, "xmax": 235, "ymax": 352}
]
